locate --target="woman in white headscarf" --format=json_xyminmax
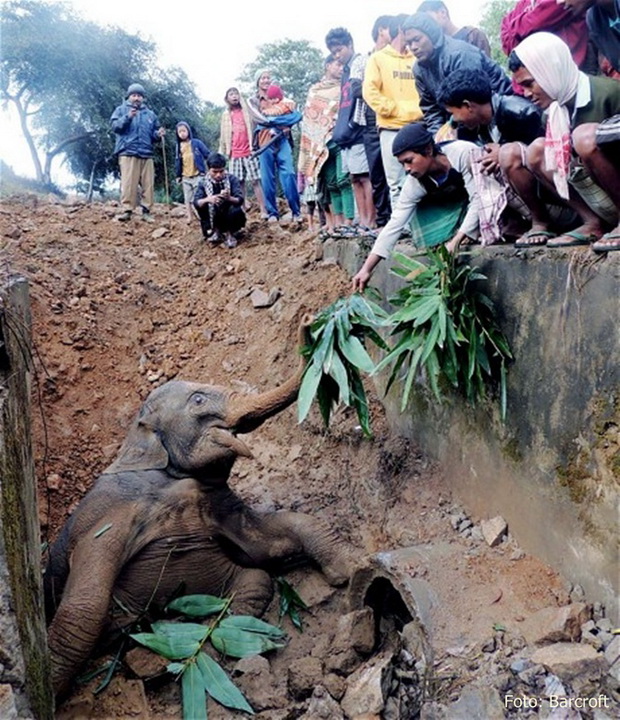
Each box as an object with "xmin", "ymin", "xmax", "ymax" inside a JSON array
[{"xmin": 508, "ymin": 32, "xmax": 620, "ymax": 249}]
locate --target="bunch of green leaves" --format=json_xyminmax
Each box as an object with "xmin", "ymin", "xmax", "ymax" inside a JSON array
[
  {"xmin": 298, "ymin": 294, "xmax": 388, "ymax": 436},
  {"xmin": 131, "ymin": 594, "xmax": 288, "ymax": 719},
  {"xmin": 374, "ymin": 248, "xmax": 512, "ymax": 418},
  {"xmin": 276, "ymin": 577, "xmax": 308, "ymax": 632}
]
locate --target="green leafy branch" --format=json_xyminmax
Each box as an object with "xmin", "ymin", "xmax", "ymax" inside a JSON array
[
  {"xmin": 276, "ymin": 577, "xmax": 309, "ymax": 632},
  {"xmin": 297, "ymin": 294, "xmax": 388, "ymax": 436},
  {"xmin": 130, "ymin": 594, "xmax": 288, "ymax": 720},
  {"xmin": 373, "ymin": 248, "xmax": 512, "ymax": 418}
]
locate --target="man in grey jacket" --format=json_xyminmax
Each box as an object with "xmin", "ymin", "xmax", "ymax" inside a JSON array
[
  {"xmin": 110, "ymin": 83, "xmax": 165, "ymax": 222},
  {"xmin": 403, "ymin": 14, "xmax": 512, "ymax": 135}
]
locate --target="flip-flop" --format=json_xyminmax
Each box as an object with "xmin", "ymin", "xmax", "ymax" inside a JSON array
[
  {"xmin": 514, "ymin": 229, "xmax": 556, "ymax": 247},
  {"xmin": 546, "ymin": 230, "xmax": 598, "ymax": 248},
  {"xmin": 592, "ymin": 232, "xmax": 620, "ymax": 253}
]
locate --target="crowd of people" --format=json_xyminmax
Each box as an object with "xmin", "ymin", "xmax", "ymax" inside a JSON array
[{"xmin": 109, "ymin": 0, "xmax": 620, "ymax": 285}]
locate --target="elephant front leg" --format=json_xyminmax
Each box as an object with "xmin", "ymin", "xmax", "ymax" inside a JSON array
[
  {"xmin": 48, "ymin": 511, "xmax": 133, "ymax": 698},
  {"xmin": 237, "ymin": 511, "xmax": 358, "ymax": 587},
  {"xmin": 229, "ymin": 567, "xmax": 274, "ymax": 617}
]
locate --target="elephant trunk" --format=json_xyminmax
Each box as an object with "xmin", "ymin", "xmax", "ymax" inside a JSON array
[{"xmin": 226, "ymin": 316, "xmax": 311, "ymax": 434}]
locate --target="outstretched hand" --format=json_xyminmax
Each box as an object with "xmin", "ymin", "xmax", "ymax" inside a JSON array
[{"xmin": 351, "ymin": 269, "xmax": 370, "ymax": 293}]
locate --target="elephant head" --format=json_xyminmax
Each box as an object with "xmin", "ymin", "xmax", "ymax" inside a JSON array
[{"xmin": 103, "ymin": 317, "xmax": 310, "ymax": 480}]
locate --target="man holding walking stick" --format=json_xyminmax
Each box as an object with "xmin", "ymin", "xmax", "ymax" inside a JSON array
[{"xmin": 111, "ymin": 82, "xmax": 166, "ymax": 223}]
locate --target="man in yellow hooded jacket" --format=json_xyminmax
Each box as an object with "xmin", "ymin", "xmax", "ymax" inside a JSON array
[{"xmin": 363, "ymin": 14, "xmax": 423, "ymax": 206}]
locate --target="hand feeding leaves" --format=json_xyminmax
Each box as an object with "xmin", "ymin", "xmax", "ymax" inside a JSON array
[
  {"xmin": 297, "ymin": 294, "xmax": 388, "ymax": 436},
  {"xmin": 373, "ymin": 248, "xmax": 512, "ymax": 419}
]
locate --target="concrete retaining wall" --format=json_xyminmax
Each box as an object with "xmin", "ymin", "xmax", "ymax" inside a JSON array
[
  {"xmin": 0, "ymin": 276, "xmax": 54, "ymax": 719},
  {"xmin": 325, "ymin": 239, "xmax": 619, "ymax": 621}
]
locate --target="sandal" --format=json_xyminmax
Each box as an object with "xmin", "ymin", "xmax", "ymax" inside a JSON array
[
  {"xmin": 514, "ymin": 229, "xmax": 556, "ymax": 248},
  {"xmin": 333, "ymin": 225, "xmax": 357, "ymax": 238},
  {"xmin": 547, "ymin": 230, "xmax": 599, "ymax": 248},
  {"xmin": 592, "ymin": 232, "xmax": 620, "ymax": 253}
]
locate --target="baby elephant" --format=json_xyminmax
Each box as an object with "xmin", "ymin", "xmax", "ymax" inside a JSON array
[{"xmin": 44, "ymin": 318, "xmax": 356, "ymax": 698}]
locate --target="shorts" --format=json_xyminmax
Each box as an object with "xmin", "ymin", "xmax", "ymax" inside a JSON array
[
  {"xmin": 568, "ymin": 164, "xmax": 618, "ymax": 225},
  {"xmin": 229, "ymin": 155, "xmax": 261, "ymax": 183},
  {"xmin": 181, "ymin": 175, "xmax": 203, "ymax": 205},
  {"xmin": 595, "ymin": 114, "xmax": 620, "ymax": 147},
  {"xmin": 340, "ymin": 143, "xmax": 369, "ymax": 176}
]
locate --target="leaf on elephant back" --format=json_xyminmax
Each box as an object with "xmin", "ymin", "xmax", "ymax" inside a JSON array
[
  {"xmin": 166, "ymin": 594, "xmax": 230, "ymax": 618},
  {"xmin": 93, "ymin": 522, "xmax": 113, "ymax": 538},
  {"xmin": 182, "ymin": 660, "xmax": 208, "ymax": 720},
  {"xmin": 196, "ymin": 652, "xmax": 254, "ymax": 714}
]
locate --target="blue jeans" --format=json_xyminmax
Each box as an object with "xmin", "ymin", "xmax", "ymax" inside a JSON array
[{"xmin": 258, "ymin": 137, "xmax": 300, "ymax": 218}]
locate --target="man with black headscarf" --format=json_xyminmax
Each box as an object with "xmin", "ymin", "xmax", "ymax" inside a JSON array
[
  {"xmin": 403, "ymin": 13, "xmax": 512, "ymax": 135},
  {"xmin": 351, "ymin": 122, "xmax": 481, "ymax": 291}
]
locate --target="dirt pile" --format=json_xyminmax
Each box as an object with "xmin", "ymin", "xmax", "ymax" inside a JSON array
[{"xmin": 1, "ymin": 195, "xmax": 617, "ymax": 719}]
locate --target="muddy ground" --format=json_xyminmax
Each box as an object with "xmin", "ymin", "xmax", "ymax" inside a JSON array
[{"xmin": 1, "ymin": 195, "xmax": 616, "ymax": 719}]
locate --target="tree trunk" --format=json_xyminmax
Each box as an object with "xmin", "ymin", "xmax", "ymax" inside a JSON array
[
  {"xmin": 86, "ymin": 162, "xmax": 97, "ymax": 203},
  {"xmin": 43, "ymin": 132, "xmax": 96, "ymax": 186},
  {"xmin": 10, "ymin": 95, "xmax": 44, "ymax": 182}
]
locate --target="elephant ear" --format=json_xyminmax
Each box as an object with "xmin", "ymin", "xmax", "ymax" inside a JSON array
[{"xmin": 102, "ymin": 418, "xmax": 169, "ymax": 474}]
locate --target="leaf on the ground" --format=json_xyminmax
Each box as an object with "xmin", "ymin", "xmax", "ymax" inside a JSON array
[
  {"xmin": 277, "ymin": 577, "xmax": 308, "ymax": 631},
  {"xmin": 181, "ymin": 660, "xmax": 207, "ymax": 720},
  {"xmin": 196, "ymin": 652, "xmax": 254, "ymax": 714}
]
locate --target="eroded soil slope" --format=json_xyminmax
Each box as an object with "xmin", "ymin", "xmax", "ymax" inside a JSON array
[{"xmin": 1, "ymin": 196, "xmax": 614, "ymax": 719}]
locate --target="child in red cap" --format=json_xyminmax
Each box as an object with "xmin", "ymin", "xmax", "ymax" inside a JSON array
[{"xmin": 263, "ymin": 84, "xmax": 297, "ymax": 116}]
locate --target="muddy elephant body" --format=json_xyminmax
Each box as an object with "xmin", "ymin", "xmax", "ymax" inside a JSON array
[{"xmin": 45, "ymin": 322, "xmax": 355, "ymax": 697}]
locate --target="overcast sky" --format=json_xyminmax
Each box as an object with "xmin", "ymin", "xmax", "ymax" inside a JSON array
[{"xmin": 1, "ymin": 0, "xmax": 488, "ymax": 178}]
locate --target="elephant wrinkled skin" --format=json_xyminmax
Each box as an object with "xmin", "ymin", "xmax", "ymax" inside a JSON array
[{"xmin": 44, "ymin": 318, "xmax": 356, "ymax": 698}]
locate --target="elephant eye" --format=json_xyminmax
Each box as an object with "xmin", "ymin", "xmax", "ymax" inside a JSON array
[{"xmin": 190, "ymin": 392, "xmax": 208, "ymax": 406}]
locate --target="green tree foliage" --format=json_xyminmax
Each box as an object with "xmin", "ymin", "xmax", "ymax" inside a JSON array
[
  {"xmin": 479, "ymin": 0, "xmax": 515, "ymax": 68},
  {"xmin": 1, "ymin": 0, "xmax": 216, "ymax": 196},
  {"xmin": 238, "ymin": 38, "xmax": 324, "ymax": 105}
]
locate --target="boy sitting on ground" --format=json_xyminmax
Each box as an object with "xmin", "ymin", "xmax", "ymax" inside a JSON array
[{"xmin": 193, "ymin": 153, "xmax": 246, "ymax": 249}]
